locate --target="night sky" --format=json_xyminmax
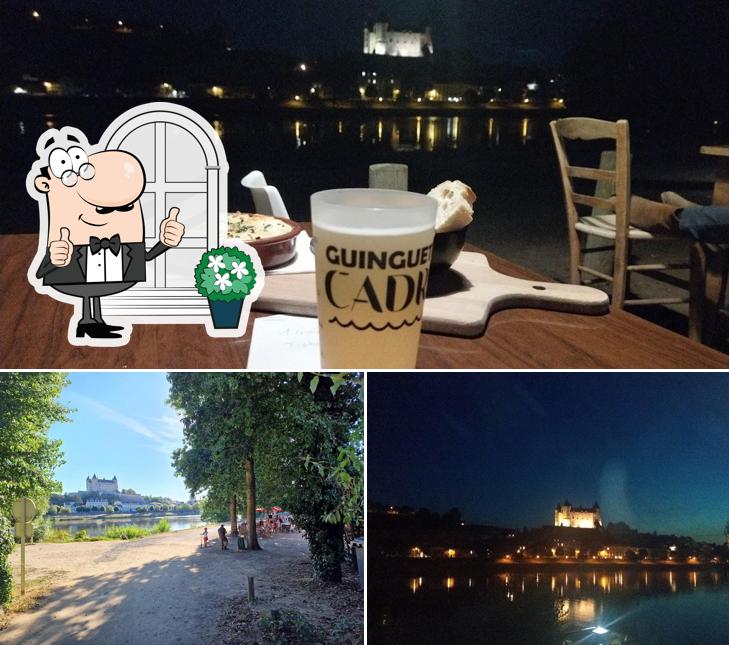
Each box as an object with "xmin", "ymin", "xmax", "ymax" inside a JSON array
[
  {"xmin": 31, "ymin": 0, "xmax": 610, "ymax": 65},
  {"xmin": 367, "ymin": 373, "xmax": 729, "ymax": 544}
]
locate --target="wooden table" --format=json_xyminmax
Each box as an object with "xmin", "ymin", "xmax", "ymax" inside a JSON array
[
  {"xmin": 1, "ymin": 233, "xmax": 727, "ymax": 368},
  {"xmin": 689, "ymin": 146, "xmax": 729, "ymax": 346}
]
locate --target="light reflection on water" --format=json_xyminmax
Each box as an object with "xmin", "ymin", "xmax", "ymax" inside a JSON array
[
  {"xmin": 206, "ymin": 113, "xmax": 545, "ymax": 152},
  {"xmin": 404, "ymin": 569, "xmax": 729, "ymax": 630}
]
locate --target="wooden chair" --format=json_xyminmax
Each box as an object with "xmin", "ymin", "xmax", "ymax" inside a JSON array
[{"xmin": 550, "ymin": 117, "xmax": 688, "ymax": 309}]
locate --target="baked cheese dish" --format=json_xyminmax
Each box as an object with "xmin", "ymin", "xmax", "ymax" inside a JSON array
[{"xmin": 228, "ymin": 212, "xmax": 294, "ymax": 241}]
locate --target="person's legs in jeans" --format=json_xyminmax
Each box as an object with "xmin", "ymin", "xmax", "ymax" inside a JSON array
[{"xmin": 678, "ymin": 206, "xmax": 729, "ymax": 244}]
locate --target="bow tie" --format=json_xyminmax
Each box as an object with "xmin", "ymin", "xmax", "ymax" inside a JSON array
[{"xmin": 89, "ymin": 235, "xmax": 121, "ymax": 255}]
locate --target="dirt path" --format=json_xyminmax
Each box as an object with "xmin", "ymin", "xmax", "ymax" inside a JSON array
[{"xmin": 1, "ymin": 529, "xmax": 313, "ymax": 644}]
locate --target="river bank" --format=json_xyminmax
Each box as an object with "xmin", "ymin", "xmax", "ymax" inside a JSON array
[
  {"xmin": 45, "ymin": 513, "xmax": 203, "ymax": 538},
  {"xmin": 1, "ymin": 528, "xmax": 362, "ymax": 644},
  {"xmin": 371, "ymin": 556, "xmax": 729, "ymax": 576}
]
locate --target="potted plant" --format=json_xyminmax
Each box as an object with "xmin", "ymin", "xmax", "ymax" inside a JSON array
[{"xmin": 194, "ymin": 245, "xmax": 258, "ymax": 329}]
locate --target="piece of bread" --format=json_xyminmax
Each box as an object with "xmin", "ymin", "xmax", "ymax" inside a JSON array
[{"xmin": 428, "ymin": 180, "xmax": 476, "ymax": 233}]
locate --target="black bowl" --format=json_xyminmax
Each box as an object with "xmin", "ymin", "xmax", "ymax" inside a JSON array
[{"xmin": 431, "ymin": 225, "xmax": 469, "ymax": 272}]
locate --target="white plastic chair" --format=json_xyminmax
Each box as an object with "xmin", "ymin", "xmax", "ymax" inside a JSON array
[{"xmin": 240, "ymin": 170, "xmax": 290, "ymax": 218}]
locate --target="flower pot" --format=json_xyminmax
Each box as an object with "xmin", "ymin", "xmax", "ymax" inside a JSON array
[{"xmin": 207, "ymin": 298, "xmax": 244, "ymax": 329}]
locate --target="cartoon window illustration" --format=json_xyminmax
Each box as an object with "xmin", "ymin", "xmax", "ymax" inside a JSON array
[{"xmin": 99, "ymin": 104, "xmax": 228, "ymax": 318}]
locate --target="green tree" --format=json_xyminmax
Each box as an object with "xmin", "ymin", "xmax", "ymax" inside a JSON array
[
  {"xmin": 169, "ymin": 372, "xmax": 363, "ymax": 581},
  {"xmin": 0, "ymin": 517, "xmax": 13, "ymax": 607},
  {"xmin": 255, "ymin": 373, "xmax": 362, "ymax": 581},
  {"xmin": 0, "ymin": 372, "xmax": 70, "ymax": 607},
  {"xmin": 0, "ymin": 373, "xmax": 70, "ymax": 513},
  {"xmin": 169, "ymin": 373, "xmax": 287, "ymax": 549}
]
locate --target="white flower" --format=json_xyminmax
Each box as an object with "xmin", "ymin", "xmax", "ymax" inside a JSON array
[
  {"xmin": 207, "ymin": 255, "xmax": 225, "ymax": 271},
  {"xmin": 214, "ymin": 272, "xmax": 232, "ymax": 292},
  {"xmin": 230, "ymin": 261, "xmax": 249, "ymax": 279}
]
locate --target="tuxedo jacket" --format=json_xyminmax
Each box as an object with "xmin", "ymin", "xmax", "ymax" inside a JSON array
[{"xmin": 36, "ymin": 241, "xmax": 168, "ymax": 286}]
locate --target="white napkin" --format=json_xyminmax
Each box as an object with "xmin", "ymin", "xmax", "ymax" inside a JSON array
[
  {"xmin": 265, "ymin": 231, "xmax": 315, "ymax": 275},
  {"xmin": 247, "ymin": 315, "xmax": 321, "ymax": 369}
]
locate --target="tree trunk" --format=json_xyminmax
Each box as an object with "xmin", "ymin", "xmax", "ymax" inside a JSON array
[
  {"xmin": 230, "ymin": 494, "xmax": 238, "ymax": 535},
  {"xmin": 246, "ymin": 457, "xmax": 260, "ymax": 550}
]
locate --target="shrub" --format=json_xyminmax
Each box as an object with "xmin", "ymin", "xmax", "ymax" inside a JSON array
[
  {"xmin": 33, "ymin": 518, "xmax": 51, "ymax": 543},
  {"xmin": 104, "ymin": 526, "xmax": 149, "ymax": 540},
  {"xmin": 45, "ymin": 529, "xmax": 72, "ymax": 542},
  {"xmin": 259, "ymin": 609, "xmax": 320, "ymax": 644},
  {"xmin": 74, "ymin": 529, "xmax": 89, "ymax": 541},
  {"xmin": 154, "ymin": 519, "xmax": 171, "ymax": 533},
  {"xmin": 0, "ymin": 517, "xmax": 14, "ymax": 608}
]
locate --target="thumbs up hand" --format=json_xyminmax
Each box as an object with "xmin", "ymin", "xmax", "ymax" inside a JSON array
[
  {"xmin": 49, "ymin": 227, "xmax": 73, "ymax": 266},
  {"xmin": 160, "ymin": 207, "xmax": 184, "ymax": 247}
]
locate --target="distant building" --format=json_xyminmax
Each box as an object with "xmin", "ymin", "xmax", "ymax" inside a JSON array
[
  {"xmin": 363, "ymin": 21, "xmax": 433, "ymax": 58},
  {"xmin": 86, "ymin": 474, "xmax": 119, "ymax": 494},
  {"xmin": 85, "ymin": 497, "xmax": 110, "ymax": 508},
  {"xmin": 554, "ymin": 500, "xmax": 602, "ymax": 529}
]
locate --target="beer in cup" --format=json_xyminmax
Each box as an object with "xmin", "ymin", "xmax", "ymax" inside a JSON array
[{"xmin": 311, "ymin": 188, "xmax": 437, "ymax": 368}]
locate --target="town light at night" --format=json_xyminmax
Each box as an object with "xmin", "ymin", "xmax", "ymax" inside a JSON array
[{"xmin": 299, "ymin": 63, "xmax": 307, "ymax": 71}]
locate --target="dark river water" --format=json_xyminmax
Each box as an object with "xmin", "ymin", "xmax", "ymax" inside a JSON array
[
  {"xmin": 49, "ymin": 514, "xmax": 202, "ymax": 537},
  {"xmin": 2, "ymin": 96, "xmax": 722, "ymax": 283},
  {"xmin": 369, "ymin": 567, "xmax": 729, "ymax": 644}
]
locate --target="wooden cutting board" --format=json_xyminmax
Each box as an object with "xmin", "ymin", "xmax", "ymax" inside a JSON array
[{"xmin": 254, "ymin": 251, "xmax": 609, "ymax": 337}]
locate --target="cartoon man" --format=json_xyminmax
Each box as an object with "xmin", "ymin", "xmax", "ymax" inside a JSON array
[{"xmin": 28, "ymin": 127, "xmax": 185, "ymax": 340}]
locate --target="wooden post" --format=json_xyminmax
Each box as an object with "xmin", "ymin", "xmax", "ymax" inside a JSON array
[
  {"xmin": 20, "ymin": 531, "xmax": 25, "ymax": 595},
  {"xmin": 12, "ymin": 498, "xmax": 36, "ymax": 597},
  {"xmin": 369, "ymin": 163, "xmax": 408, "ymax": 191},
  {"xmin": 247, "ymin": 576, "xmax": 255, "ymax": 602}
]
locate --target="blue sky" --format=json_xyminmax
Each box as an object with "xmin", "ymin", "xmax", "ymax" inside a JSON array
[
  {"xmin": 368, "ymin": 372, "xmax": 729, "ymax": 544},
  {"xmin": 50, "ymin": 372, "xmax": 189, "ymax": 501}
]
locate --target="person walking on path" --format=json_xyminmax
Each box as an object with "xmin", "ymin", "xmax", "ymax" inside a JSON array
[
  {"xmin": 201, "ymin": 527, "xmax": 208, "ymax": 548},
  {"xmin": 218, "ymin": 524, "xmax": 228, "ymax": 550}
]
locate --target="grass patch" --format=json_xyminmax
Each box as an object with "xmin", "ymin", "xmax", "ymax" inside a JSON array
[
  {"xmin": 38, "ymin": 520, "xmax": 174, "ymax": 543},
  {"xmin": 103, "ymin": 526, "xmax": 151, "ymax": 540},
  {"xmin": 103, "ymin": 519, "xmax": 171, "ymax": 541},
  {"xmin": 0, "ymin": 570, "xmax": 65, "ymax": 630}
]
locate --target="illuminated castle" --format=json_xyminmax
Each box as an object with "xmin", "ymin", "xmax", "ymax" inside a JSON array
[
  {"xmin": 86, "ymin": 474, "xmax": 119, "ymax": 494},
  {"xmin": 363, "ymin": 21, "xmax": 433, "ymax": 57},
  {"xmin": 554, "ymin": 500, "xmax": 602, "ymax": 529}
]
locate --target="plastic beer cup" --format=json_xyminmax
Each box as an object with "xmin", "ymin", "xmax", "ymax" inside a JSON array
[{"xmin": 311, "ymin": 188, "xmax": 437, "ymax": 368}]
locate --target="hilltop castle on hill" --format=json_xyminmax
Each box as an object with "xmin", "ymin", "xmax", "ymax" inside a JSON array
[
  {"xmin": 363, "ymin": 20, "xmax": 433, "ymax": 58},
  {"xmin": 554, "ymin": 500, "xmax": 602, "ymax": 529},
  {"xmin": 86, "ymin": 474, "xmax": 119, "ymax": 494}
]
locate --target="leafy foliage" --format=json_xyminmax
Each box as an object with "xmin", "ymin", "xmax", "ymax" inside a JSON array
[
  {"xmin": 0, "ymin": 373, "xmax": 70, "ymax": 515},
  {"xmin": 256, "ymin": 373, "xmax": 363, "ymax": 581},
  {"xmin": 0, "ymin": 373, "xmax": 70, "ymax": 609},
  {"xmin": 194, "ymin": 246, "xmax": 257, "ymax": 302},
  {"xmin": 0, "ymin": 517, "xmax": 13, "ymax": 607},
  {"xmin": 169, "ymin": 372, "xmax": 363, "ymax": 582}
]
